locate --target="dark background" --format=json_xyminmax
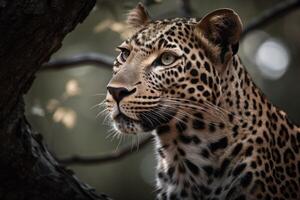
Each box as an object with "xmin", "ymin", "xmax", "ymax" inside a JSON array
[{"xmin": 25, "ymin": 0, "xmax": 300, "ymax": 199}]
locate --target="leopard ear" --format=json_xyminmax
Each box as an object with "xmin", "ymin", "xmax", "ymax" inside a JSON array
[
  {"xmin": 127, "ymin": 3, "xmax": 151, "ymax": 30},
  {"xmin": 194, "ymin": 9, "xmax": 242, "ymax": 67}
]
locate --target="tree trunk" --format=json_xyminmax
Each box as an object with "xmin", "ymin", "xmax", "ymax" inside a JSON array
[{"xmin": 0, "ymin": 0, "xmax": 111, "ymax": 199}]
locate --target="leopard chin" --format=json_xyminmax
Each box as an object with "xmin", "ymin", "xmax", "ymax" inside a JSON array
[{"xmin": 113, "ymin": 113, "xmax": 141, "ymax": 134}]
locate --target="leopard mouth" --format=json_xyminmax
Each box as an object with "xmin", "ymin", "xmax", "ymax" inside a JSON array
[
  {"xmin": 138, "ymin": 106, "xmax": 177, "ymax": 132},
  {"xmin": 112, "ymin": 106, "xmax": 176, "ymax": 134},
  {"xmin": 114, "ymin": 112, "xmax": 139, "ymax": 124}
]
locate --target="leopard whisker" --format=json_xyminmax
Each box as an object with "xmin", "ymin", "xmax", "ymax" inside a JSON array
[
  {"xmin": 90, "ymin": 99, "xmax": 107, "ymax": 110},
  {"xmin": 162, "ymin": 99, "xmax": 228, "ymax": 125},
  {"xmin": 163, "ymin": 99, "xmax": 231, "ymax": 127},
  {"xmin": 91, "ymin": 93, "xmax": 107, "ymax": 97},
  {"xmin": 159, "ymin": 104, "xmax": 190, "ymax": 124},
  {"xmin": 147, "ymin": 105, "xmax": 185, "ymax": 125},
  {"xmin": 165, "ymin": 97, "xmax": 234, "ymax": 123},
  {"xmin": 114, "ymin": 132, "xmax": 125, "ymax": 151},
  {"xmin": 106, "ymin": 127, "xmax": 119, "ymax": 140},
  {"xmin": 106, "ymin": 127, "xmax": 120, "ymax": 142},
  {"xmin": 168, "ymin": 97, "xmax": 242, "ymax": 122},
  {"xmin": 96, "ymin": 107, "xmax": 109, "ymax": 118},
  {"xmin": 140, "ymin": 112, "xmax": 156, "ymax": 128},
  {"xmin": 167, "ymin": 97, "xmax": 228, "ymax": 118},
  {"xmin": 161, "ymin": 103, "xmax": 223, "ymax": 127},
  {"xmin": 102, "ymin": 112, "xmax": 113, "ymax": 125}
]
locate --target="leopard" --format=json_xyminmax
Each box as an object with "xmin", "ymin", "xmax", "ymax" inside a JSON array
[{"xmin": 105, "ymin": 3, "xmax": 300, "ymax": 200}]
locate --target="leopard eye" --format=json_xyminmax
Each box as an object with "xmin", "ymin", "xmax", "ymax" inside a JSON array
[
  {"xmin": 160, "ymin": 52, "xmax": 176, "ymax": 66},
  {"xmin": 119, "ymin": 48, "xmax": 130, "ymax": 62}
]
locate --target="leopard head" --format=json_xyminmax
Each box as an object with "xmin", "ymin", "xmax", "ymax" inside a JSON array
[{"xmin": 106, "ymin": 3, "xmax": 242, "ymax": 134}]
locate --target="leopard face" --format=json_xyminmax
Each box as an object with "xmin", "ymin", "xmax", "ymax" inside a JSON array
[{"xmin": 106, "ymin": 4, "xmax": 241, "ymax": 135}]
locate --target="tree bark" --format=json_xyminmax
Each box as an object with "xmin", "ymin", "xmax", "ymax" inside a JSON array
[{"xmin": 0, "ymin": 0, "xmax": 111, "ymax": 199}]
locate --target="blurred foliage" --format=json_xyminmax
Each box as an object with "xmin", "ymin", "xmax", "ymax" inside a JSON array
[{"xmin": 25, "ymin": 0, "xmax": 300, "ymax": 200}]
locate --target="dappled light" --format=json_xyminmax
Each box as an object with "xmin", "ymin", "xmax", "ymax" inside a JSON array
[
  {"xmin": 53, "ymin": 107, "xmax": 77, "ymax": 129},
  {"xmin": 65, "ymin": 79, "xmax": 82, "ymax": 97},
  {"xmin": 255, "ymin": 39, "xmax": 290, "ymax": 79},
  {"xmin": 94, "ymin": 19, "xmax": 132, "ymax": 39}
]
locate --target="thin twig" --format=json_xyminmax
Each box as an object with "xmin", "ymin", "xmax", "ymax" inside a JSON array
[
  {"xmin": 58, "ymin": 135, "xmax": 153, "ymax": 165},
  {"xmin": 143, "ymin": 0, "xmax": 161, "ymax": 6},
  {"xmin": 179, "ymin": 0, "xmax": 192, "ymax": 17},
  {"xmin": 241, "ymin": 0, "xmax": 300, "ymax": 38},
  {"xmin": 42, "ymin": 53, "xmax": 114, "ymax": 71}
]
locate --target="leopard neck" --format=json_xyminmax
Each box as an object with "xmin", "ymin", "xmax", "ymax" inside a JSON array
[{"xmin": 153, "ymin": 55, "xmax": 273, "ymax": 185}]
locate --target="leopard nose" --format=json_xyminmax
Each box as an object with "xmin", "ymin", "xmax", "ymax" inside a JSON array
[{"xmin": 107, "ymin": 86, "xmax": 136, "ymax": 103}]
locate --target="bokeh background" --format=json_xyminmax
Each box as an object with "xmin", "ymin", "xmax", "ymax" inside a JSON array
[{"xmin": 25, "ymin": 0, "xmax": 300, "ymax": 199}]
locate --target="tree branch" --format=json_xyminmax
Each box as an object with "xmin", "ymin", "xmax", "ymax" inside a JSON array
[
  {"xmin": 58, "ymin": 135, "xmax": 153, "ymax": 165},
  {"xmin": 241, "ymin": 0, "xmax": 300, "ymax": 38},
  {"xmin": 0, "ymin": 0, "xmax": 112, "ymax": 199},
  {"xmin": 179, "ymin": 0, "xmax": 192, "ymax": 18},
  {"xmin": 42, "ymin": 53, "xmax": 114, "ymax": 70}
]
